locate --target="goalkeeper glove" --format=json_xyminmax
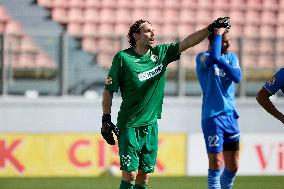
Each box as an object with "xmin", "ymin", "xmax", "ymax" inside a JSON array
[
  {"xmin": 101, "ymin": 114, "xmax": 119, "ymax": 145},
  {"xmin": 208, "ymin": 17, "xmax": 231, "ymax": 32}
]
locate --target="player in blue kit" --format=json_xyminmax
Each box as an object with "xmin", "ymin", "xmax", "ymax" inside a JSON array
[
  {"xmin": 256, "ymin": 68, "xmax": 284, "ymax": 124},
  {"xmin": 196, "ymin": 26, "xmax": 242, "ymax": 189}
]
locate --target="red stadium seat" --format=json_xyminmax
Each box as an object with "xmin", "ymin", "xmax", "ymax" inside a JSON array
[
  {"xmin": 85, "ymin": 0, "xmax": 101, "ymax": 8},
  {"xmin": 261, "ymin": 10, "xmax": 277, "ymax": 25},
  {"xmin": 115, "ymin": 8, "xmax": 132, "ymax": 24},
  {"xmin": 20, "ymin": 36, "xmax": 39, "ymax": 53},
  {"xmin": 164, "ymin": 9, "xmax": 179, "ymax": 24},
  {"xmin": 18, "ymin": 53, "xmax": 36, "ymax": 68},
  {"xmin": 244, "ymin": 25, "xmax": 259, "ymax": 38},
  {"xmin": 276, "ymin": 25, "xmax": 284, "ymax": 38},
  {"xmin": 35, "ymin": 53, "xmax": 56, "ymax": 69},
  {"xmin": 164, "ymin": 0, "xmax": 180, "ymax": 9},
  {"xmin": 262, "ymin": 0, "xmax": 278, "ymax": 10},
  {"xmin": 53, "ymin": 0, "xmax": 69, "ymax": 8},
  {"xmin": 114, "ymin": 23, "xmax": 129, "ymax": 35},
  {"xmin": 5, "ymin": 20, "xmax": 23, "ymax": 36},
  {"xmin": 246, "ymin": 0, "xmax": 262, "ymax": 10},
  {"xmin": 0, "ymin": 6, "xmax": 10, "ymax": 22},
  {"xmin": 229, "ymin": 10, "xmax": 245, "ymax": 25},
  {"xmin": 101, "ymin": 0, "xmax": 117, "ymax": 8},
  {"xmin": 69, "ymin": 0, "xmax": 86, "ymax": 8},
  {"xmin": 245, "ymin": 10, "xmax": 261, "ymax": 25},
  {"xmin": 100, "ymin": 8, "xmax": 116, "ymax": 23},
  {"xmin": 260, "ymin": 25, "xmax": 276, "ymax": 38},
  {"xmin": 98, "ymin": 23, "xmax": 114, "ymax": 34},
  {"xmin": 132, "ymin": 8, "xmax": 148, "ymax": 21}
]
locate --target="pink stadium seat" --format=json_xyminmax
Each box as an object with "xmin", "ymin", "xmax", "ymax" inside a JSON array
[
  {"xmin": 68, "ymin": 8, "xmax": 84, "ymax": 23},
  {"xmin": 82, "ymin": 23, "xmax": 97, "ymax": 36},
  {"xmin": 53, "ymin": 0, "xmax": 69, "ymax": 8},
  {"xmin": 230, "ymin": 0, "xmax": 246, "ymax": 10},
  {"xmin": 246, "ymin": 0, "xmax": 262, "ymax": 10},
  {"xmin": 276, "ymin": 55, "xmax": 284, "ymax": 67},
  {"xmin": 212, "ymin": 9, "xmax": 229, "ymax": 20},
  {"xmin": 260, "ymin": 25, "xmax": 276, "ymax": 38},
  {"xmin": 243, "ymin": 40, "xmax": 259, "ymax": 54},
  {"xmin": 82, "ymin": 37, "xmax": 97, "ymax": 53},
  {"xmin": 242, "ymin": 55, "xmax": 258, "ymax": 69},
  {"xmin": 262, "ymin": 0, "xmax": 278, "ymax": 10},
  {"xmin": 180, "ymin": 0, "xmax": 198, "ymax": 8},
  {"xmin": 100, "ymin": 8, "xmax": 115, "ymax": 23},
  {"xmin": 276, "ymin": 25, "xmax": 284, "ymax": 38},
  {"xmin": 229, "ymin": 24, "xmax": 243, "ymax": 38},
  {"xmin": 69, "ymin": 0, "xmax": 86, "ymax": 8},
  {"xmin": 177, "ymin": 23, "xmax": 195, "ymax": 37},
  {"xmin": 37, "ymin": 0, "xmax": 54, "ymax": 9},
  {"xmin": 276, "ymin": 40, "xmax": 284, "ymax": 53},
  {"xmin": 0, "ymin": 22, "xmax": 5, "ymax": 33},
  {"xmin": 117, "ymin": 0, "xmax": 133, "ymax": 8},
  {"xmin": 259, "ymin": 40, "xmax": 274, "ymax": 54},
  {"xmin": 164, "ymin": 0, "xmax": 180, "ymax": 9},
  {"xmin": 0, "ymin": 6, "xmax": 10, "ymax": 22},
  {"xmin": 148, "ymin": 0, "xmax": 163, "ymax": 8},
  {"xmin": 98, "ymin": 38, "xmax": 120, "ymax": 53},
  {"xmin": 147, "ymin": 8, "xmax": 163, "ymax": 24},
  {"xmin": 133, "ymin": 0, "xmax": 147, "ymax": 8},
  {"xmin": 20, "ymin": 37, "xmax": 38, "ymax": 53},
  {"xmin": 261, "ymin": 10, "xmax": 277, "ymax": 25},
  {"xmin": 164, "ymin": 9, "xmax": 179, "ymax": 24},
  {"xmin": 278, "ymin": 11, "xmax": 284, "ymax": 24},
  {"xmin": 5, "ymin": 20, "xmax": 23, "ymax": 36},
  {"xmin": 196, "ymin": 9, "xmax": 212, "ymax": 24},
  {"xmin": 179, "ymin": 9, "xmax": 196, "ymax": 24},
  {"xmin": 102, "ymin": 0, "xmax": 117, "ymax": 8},
  {"xmin": 52, "ymin": 8, "xmax": 68, "ymax": 23},
  {"xmin": 229, "ymin": 10, "xmax": 245, "ymax": 25},
  {"xmin": 35, "ymin": 53, "xmax": 56, "ymax": 69},
  {"xmin": 85, "ymin": 0, "xmax": 101, "ymax": 8},
  {"xmin": 132, "ymin": 8, "xmax": 148, "ymax": 21},
  {"xmin": 114, "ymin": 23, "xmax": 129, "ymax": 35},
  {"xmin": 97, "ymin": 53, "xmax": 113, "ymax": 68},
  {"xmin": 18, "ymin": 53, "xmax": 35, "ymax": 68},
  {"xmin": 98, "ymin": 23, "xmax": 114, "ymax": 34},
  {"xmin": 161, "ymin": 23, "xmax": 177, "ymax": 36},
  {"xmin": 67, "ymin": 22, "xmax": 83, "ymax": 37},
  {"xmin": 197, "ymin": 0, "xmax": 211, "ymax": 9},
  {"xmin": 115, "ymin": 8, "xmax": 132, "ymax": 24},
  {"xmin": 84, "ymin": 8, "xmax": 100, "ymax": 23},
  {"xmin": 245, "ymin": 10, "xmax": 261, "ymax": 25},
  {"xmin": 257, "ymin": 55, "xmax": 274, "ymax": 68},
  {"xmin": 213, "ymin": 0, "xmax": 230, "ymax": 9},
  {"xmin": 6, "ymin": 35, "xmax": 21, "ymax": 52}
]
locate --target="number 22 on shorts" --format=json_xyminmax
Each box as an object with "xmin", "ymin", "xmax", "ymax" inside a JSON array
[{"xmin": 208, "ymin": 135, "xmax": 219, "ymax": 147}]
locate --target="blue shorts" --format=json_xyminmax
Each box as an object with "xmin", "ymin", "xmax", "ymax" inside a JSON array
[{"xmin": 202, "ymin": 114, "xmax": 240, "ymax": 153}]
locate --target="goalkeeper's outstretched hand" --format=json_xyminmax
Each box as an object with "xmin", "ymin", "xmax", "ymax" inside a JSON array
[
  {"xmin": 208, "ymin": 17, "xmax": 231, "ymax": 32},
  {"xmin": 101, "ymin": 114, "xmax": 119, "ymax": 145}
]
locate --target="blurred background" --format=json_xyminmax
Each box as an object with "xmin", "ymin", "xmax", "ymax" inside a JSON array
[{"xmin": 0, "ymin": 0, "xmax": 283, "ymax": 179}]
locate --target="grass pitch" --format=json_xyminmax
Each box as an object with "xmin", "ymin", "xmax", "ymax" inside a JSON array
[{"xmin": 0, "ymin": 175, "xmax": 284, "ymax": 189}]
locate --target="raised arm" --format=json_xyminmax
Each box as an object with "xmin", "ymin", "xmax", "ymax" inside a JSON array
[{"xmin": 256, "ymin": 87, "xmax": 284, "ymax": 124}]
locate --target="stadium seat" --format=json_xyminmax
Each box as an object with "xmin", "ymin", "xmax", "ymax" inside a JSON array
[
  {"xmin": 114, "ymin": 23, "xmax": 129, "ymax": 35},
  {"xmin": 67, "ymin": 22, "xmax": 83, "ymax": 37},
  {"xmin": 18, "ymin": 53, "xmax": 35, "ymax": 68},
  {"xmin": 148, "ymin": 0, "xmax": 163, "ymax": 8},
  {"xmin": 180, "ymin": 0, "xmax": 198, "ymax": 8},
  {"xmin": 98, "ymin": 23, "xmax": 114, "ymax": 34},
  {"xmin": 161, "ymin": 23, "xmax": 178, "ymax": 36},
  {"xmin": 82, "ymin": 23, "xmax": 97, "ymax": 36},
  {"xmin": 5, "ymin": 20, "xmax": 23, "ymax": 36},
  {"xmin": 35, "ymin": 52, "xmax": 56, "ymax": 69},
  {"xmin": 115, "ymin": 8, "xmax": 132, "ymax": 23},
  {"xmin": 164, "ymin": 9, "xmax": 179, "ymax": 24},
  {"xmin": 101, "ymin": 0, "xmax": 117, "ymax": 8},
  {"xmin": 257, "ymin": 54, "xmax": 274, "ymax": 68},
  {"xmin": 179, "ymin": 9, "xmax": 196, "ymax": 24},
  {"xmin": 212, "ymin": 9, "xmax": 229, "ymax": 20},
  {"xmin": 260, "ymin": 25, "xmax": 276, "ymax": 38},
  {"xmin": 277, "ymin": 11, "xmax": 284, "ymax": 24},
  {"xmin": 53, "ymin": 0, "xmax": 69, "ymax": 8},
  {"xmin": 164, "ymin": 0, "xmax": 180, "ymax": 9},
  {"xmin": 100, "ymin": 8, "xmax": 116, "ymax": 23},
  {"xmin": 0, "ymin": 6, "xmax": 10, "ymax": 22},
  {"xmin": 245, "ymin": 10, "xmax": 261, "ymax": 25},
  {"xmin": 52, "ymin": 8, "xmax": 68, "ymax": 24},
  {"xmin": 85, "ymin": 0, "xmax": 101, "ymax": 8},
  {"xmin": 37, "ymin": 0, "xmax": 54, "ymax": 9},
  {"xmin": 20, "ymin": 36, "xmax": 39, "ymax": 53},
  {"xmin": 68, "ymin": 8, "xmax": 84, "ymax": 23},
  {"xmin": 213, "ymin": 0, "xmax": 231, "ymax": 9},
  {"xmin": 177, "ymin": 23, "xmax": 195, "ymax": 37},
  {"xmin": 261, "ymin": 10, "xmax": 277, "ymax": 25},
  {"xmin": 147, "ymin": 8, "xmax": 163, "ymax": 24},
  {"xmin": 229, "ymin": 10, "xmax": 245, "ymax": 25},
  {"xmin": 230, "ymin": 0, "xmax": 246, "ymax": 10},
  {"xmin": 259, "ymin": 39, "xmax": 274, "ymax": 54},
  {"xmin": 82, "ymin": 37, "xmax": 97, "ymax": 53},
  {"xmin": 246, "ymin": 0, "xmax": 262, "ymax": 10},
  {"xmin": 84, "ymin": 8, "xmax": 100, "ymax": 23},
  {"xmin": 132, "ymin": 8, "xmax": 148, "ymax": 21},
  {"xmin": 196, "ymin": 9, "xmax": 212, "ymax": 24},
  {"xmin": 69, "ymin": 0, "xmax": 86, "ymax": 8},
  {"xmin": 0, "ymin": 22, "xmax": 5, "ymax": 33},
  {"xmin": 262, "ymin": 0, "xmax": 278, "ymax": 10},
  {"xmin": 276, "ymin": 25, "xmax": 284, "ymax": 38},
  {"xmin": 230, "ymin": 24, "xmax": 243, "ymax": 38},
  {"xmin": 96, "ymin": 52, "xmax": 113, "ymax": 68},
  {"xmin": 244, "ymin": 25, "xmax": 259, "ymax": 37}
]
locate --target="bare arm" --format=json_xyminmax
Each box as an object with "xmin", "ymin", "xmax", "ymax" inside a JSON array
[
  {"xmin": 256, "ymin": 87, "xmax": 284, "ymax": 124},
  {"xmin": 178, "ymin": 27, "xmax": 210, "ymax": 53},
  {"xmin": 102, "ymin": 89, "xmax": 113, "ymax": 114}
]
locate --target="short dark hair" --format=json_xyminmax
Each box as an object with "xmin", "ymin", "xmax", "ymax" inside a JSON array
[
  {"xmin": 127, "ymin": 19, "xmax": 151, "ymax": 47},
  {"xmin": 208, "ymin": 29, "xmax": 229, "ymax": 44}
]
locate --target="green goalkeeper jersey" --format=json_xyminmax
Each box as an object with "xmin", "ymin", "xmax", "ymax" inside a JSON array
[{"xmin": 105, "ymin": 43, "xmax": 180, "ymax": 128}]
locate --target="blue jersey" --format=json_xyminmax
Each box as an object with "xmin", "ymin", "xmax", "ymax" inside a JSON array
[
  {"xmin": 264, "ymin": 68, "xmax": 284, "ymax": 95},
  {"xmin": 196, "ymin": 35, "xmax": 241, "ymax": 120}
]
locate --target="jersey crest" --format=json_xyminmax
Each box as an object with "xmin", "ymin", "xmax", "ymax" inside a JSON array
[
  {"xmin": 151, "ymin": 54, "xmax": 158, "ymax": 62},
  {"xmin": 267, "ymin": 76, "xmax": 275, "ymax": 86},
  {"xmin": 105, "ymin": 77, "xmax": 113, "ymax": 85}
]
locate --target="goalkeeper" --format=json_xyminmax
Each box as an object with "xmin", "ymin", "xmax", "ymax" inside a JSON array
[
  {"xmin": 256, "ymin": 68, "xmax": 284, "ymax": 124},
  {"xmin": 101, "ymin": 17, "xmax": 231, "ymax": 189}
]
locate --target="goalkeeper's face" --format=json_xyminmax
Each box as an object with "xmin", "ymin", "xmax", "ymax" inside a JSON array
[
  {"xmin": 135, "ymin": 23, "xmax": 155, "ymax": 49},
  {"xmin": 222, "ymin": 32, "xmax": 231, "ymax": 53}
]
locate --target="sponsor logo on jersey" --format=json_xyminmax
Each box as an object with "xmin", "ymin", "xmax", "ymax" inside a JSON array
[
  {"xmin": 267, "ymin": 76, "xmax": 275, "ymax": 85},
  {"xmin": 138, "ymin": 64, "xmax": 163, "ymax": 81},
  {"xmin": 105, "ymin": 77, "xmax": 112, "ymax": 85},
  {"xmin": 214, "ymin": 67, "xmax": 226, "ymax": 77},
  {"xmin": 151, "ymin": 54, "xmax": 158, "ymax": 62}
]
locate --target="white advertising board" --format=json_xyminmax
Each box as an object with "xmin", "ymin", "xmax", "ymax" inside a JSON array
[{"xmin": 187, "ymin": 133, "xmax": 284, "ymax": 176}]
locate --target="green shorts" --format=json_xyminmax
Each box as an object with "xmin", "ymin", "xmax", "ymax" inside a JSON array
[{"xmin": 118, "ymin": 122, "xmax": 158, "ymax": 173}]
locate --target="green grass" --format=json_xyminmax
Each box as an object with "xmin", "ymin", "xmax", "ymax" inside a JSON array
[{"xmin": 0, "ymin": 175, "xmax": 284, "ymax": 189}]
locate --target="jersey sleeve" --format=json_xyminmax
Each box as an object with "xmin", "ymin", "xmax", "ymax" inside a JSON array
[
  {"xmin": 159, "ymin": 43, "xmax": 181, "ymax": 65},
  {"xmin": 264, "ymin": 68, "xmax": 284, "ymax": 95},
  {"xmin": 104, "ymin": 53, "xmax": 122, "ymax": 93}
]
